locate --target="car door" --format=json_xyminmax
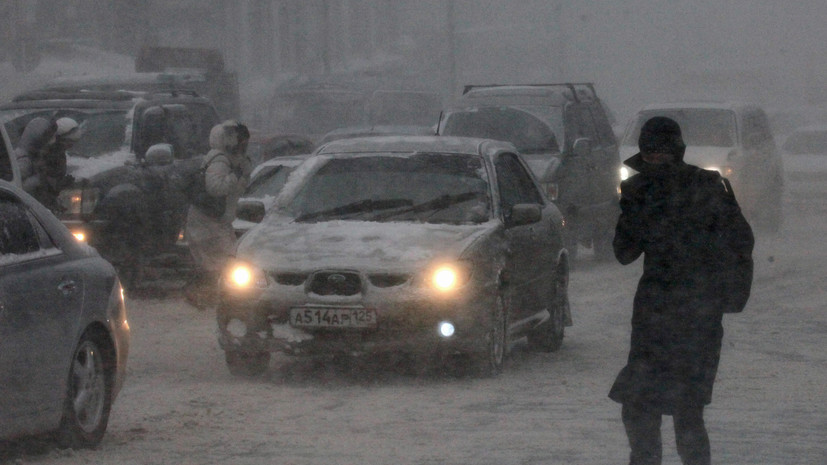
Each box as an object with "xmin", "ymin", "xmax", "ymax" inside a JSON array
[
  {"xmin": 494, "ymin": 152, "xmax": 554, "ymax": 326},
  {"xmin": 0, "ymin": 194, "xmax": 84, "ymax": 435},
  {"xmin": 560, "ymin": 103, "xmax": 605, "ymax": 209}
]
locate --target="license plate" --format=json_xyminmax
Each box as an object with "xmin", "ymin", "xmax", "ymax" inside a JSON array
[{"xmin": 289, "ymin": 307, "xmax": 377, "ymax": 328}]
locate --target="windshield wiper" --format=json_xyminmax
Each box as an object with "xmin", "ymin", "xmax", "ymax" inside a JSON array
[
  {"xmin": 294, "ymin": 198, "xmax": 413, "ymax": 222},
  {"xmin": 374, "ymin": 191, "xmax": 482, "ymax": 221}
]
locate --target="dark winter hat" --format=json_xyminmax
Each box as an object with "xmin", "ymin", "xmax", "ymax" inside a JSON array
[{"xmin": 638, "ymin": 116, "xmax": 686, "ymax": 157}]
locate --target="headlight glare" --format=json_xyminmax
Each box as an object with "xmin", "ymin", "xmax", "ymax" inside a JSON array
[
  {"xmin": 428, "ymin": 261, "xmax": 472, "ymax": 292},
  {"xmin": 224, "ymin": 261, "xmax": 268, "ymax": 289}
]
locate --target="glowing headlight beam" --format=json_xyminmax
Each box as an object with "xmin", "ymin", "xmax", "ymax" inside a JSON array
[
  {"xmin": 432, "ymin": 267, "xmax": 458, "ymax": 291},
  {"xmin": 225, "ymin": 262, "xmax": 267, "ymax": 289}
]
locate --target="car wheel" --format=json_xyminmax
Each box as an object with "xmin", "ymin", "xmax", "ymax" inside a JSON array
[
  {"xmin": 225, "ymin": 350, "xmax": 271, "ymax": 377},
  {"xmin": 56, "ymin": 330, "xmax": 113, "ymax": 449},
  {"xmin": 527, "ymin": 261, "xmax": 569, "ymax": 352},
  {"xmin": 474, "ymin": 293, "xmax": 508, "ymax": 377}
]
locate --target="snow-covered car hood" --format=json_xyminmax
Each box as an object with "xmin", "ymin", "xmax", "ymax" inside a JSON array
[
  {"xmin": 238, "ymin": 218, "xmax": 495, "ymax": 270},
  {"xmin": 67, "ymin": 150, "xmax": 135, "ymax": 181}
]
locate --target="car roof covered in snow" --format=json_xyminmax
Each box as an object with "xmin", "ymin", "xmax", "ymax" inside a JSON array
[{"xmin": 314, "ymin": 135, "xmax": 516, "ymax": 157}]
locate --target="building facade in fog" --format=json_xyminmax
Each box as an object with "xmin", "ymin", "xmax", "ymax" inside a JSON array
[{"xmin": 9, "ymin": 0, "xmax": 827, "ymax": 121}]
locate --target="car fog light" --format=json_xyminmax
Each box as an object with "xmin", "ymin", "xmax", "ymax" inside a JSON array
[
  {"xmin": 438, "ymin": 321, "xmax": 455, "ymax": 338},
  {"xmin": 227, "ymin": 318, "xmax": 247, "ymax": 338}
]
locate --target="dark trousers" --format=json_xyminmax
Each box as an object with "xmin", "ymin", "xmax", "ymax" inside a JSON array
[{"xmin": 622, "ymin": 402, "xmax": 711, "ymax": 465}]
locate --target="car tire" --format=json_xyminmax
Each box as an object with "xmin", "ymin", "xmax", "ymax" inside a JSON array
[
  {"xmin": 527, "ymin": 261, "xmax": 569, "ymax": 352},
  {"xmin": 225, "ymin": 350, "xmax": 271, "ymax": 377},
  {"xmin": 473, "ymin": 293, "xmax": 508, "ymax": 377},
  {"xmin": 56, "ymin": 330, "xmax": 114, "ymax": 449}
]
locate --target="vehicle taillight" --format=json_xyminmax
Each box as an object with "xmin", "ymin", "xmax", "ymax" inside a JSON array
[
  {"xmin": 545, "ymin": 182, "xmax": 559, "ymax": 201},
  {"xmin": 58, "ymin": 188, "xmax": 99, "ymax": 215}
]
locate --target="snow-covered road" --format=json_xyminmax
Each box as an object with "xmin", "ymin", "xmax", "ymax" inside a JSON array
[{"xmin": 3, "ymin": 183, "xmax": 824, "ymax": 465}]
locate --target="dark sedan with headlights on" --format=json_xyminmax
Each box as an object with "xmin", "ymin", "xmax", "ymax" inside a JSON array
[
  {"xmin": 217, "ymin": 135, "xmax": 572, "ymax": 377},
  {"xmin": 0, "ymin": 180, "xmax": 130, "ymax": 449}
]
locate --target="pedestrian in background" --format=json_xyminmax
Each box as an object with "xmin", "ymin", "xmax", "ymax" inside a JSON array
[
  {"xmin": 610, "ymin": 116, "xmax": 754, "ymax": 465},
  {"xmin": 23, "ymin": 117, "xmax": 80, "ymax": 212},
  {"xmin": 184, "ymin": 120, "xmax": 252, "ymax": 309},
  {"xmin": 15, "ymin": 117, "xmax": 57, "ymax": 185}
]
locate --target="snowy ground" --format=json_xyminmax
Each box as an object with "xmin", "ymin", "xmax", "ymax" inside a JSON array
[{"xmin": 1, "ymin": 178, "xmax": 824, "ymax": 465}]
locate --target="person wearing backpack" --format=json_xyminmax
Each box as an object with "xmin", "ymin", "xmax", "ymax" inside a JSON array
[
  {"xmin": 609, "ymin": 116, "xmax": 754, "ymax": 465},
  {"xmin": 184, "ymin": 120, "xmax": 252, "ymax": 309}
]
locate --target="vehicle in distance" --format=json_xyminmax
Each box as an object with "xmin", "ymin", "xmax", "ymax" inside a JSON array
[
  {"xmin": 620, "ymin": 101, "xmax": 784, "ymax": 231},
  {"xmin": 0, "ymin": 180, "xmax": 130, "ymax": 448},
  {"xmin": 438, "ymin": 83, "xmax": 621, "ymax": 260},
  {"xmin": 217, "ymin": 135, "xmax": 572, "ymax": 377},
  {"xmin": 779, "ymin": 124, "xmax": 827, "ymax": 198},
  {"xmin": 0, "ymin": 89, "xmax": 221, "ymax": 286}
]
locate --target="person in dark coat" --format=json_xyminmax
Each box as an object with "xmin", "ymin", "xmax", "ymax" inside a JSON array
[{"xmin": 610, "ymin": 116, "xmax": 754, "ymax": 465}]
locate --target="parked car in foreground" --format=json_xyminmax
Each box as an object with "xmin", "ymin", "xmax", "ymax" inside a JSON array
[
  {"xmin": 0, "ymin": 180, "xmax": 129, "ymax": 448},
  {"xmin": 217, "ymin": 135, "xmax": 571, "ymax": 377},
  {"xmin": 620, "ymin": 101, "xmax": 784, "ymax": 231},
  {"xmin": 233, "ymin": 154, "xmax": 311, "ymax": 237},
  {"xmin": 780, "ymin": 124, "xmax": 827, "ymax": 197},
  {"xmin": 438, "ymin": 83, "xmax": 621, "ymax": 260}
]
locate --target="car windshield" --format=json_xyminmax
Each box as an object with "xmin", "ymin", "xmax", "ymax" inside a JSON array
[
  {"xmin": 245, "ymin": 164, "xmax": 298, "ymax": 199},
  {"xmin": 782, "ymin": 130, "xmax": 827, "ymax": 155},
  {"xmin": 625, "ymin": 108, "xmax": 737, "ymax": 147},
  {"xmin": 0, "ymin": 109, "xmax": 129, "ymax": 158},
  {"xmin": 285, "ymin": 152, "xmax": 491, "ymax": 224},
  {"xmin": 439, "ymin": 106, "xmax": 560, "ymax": 154}
]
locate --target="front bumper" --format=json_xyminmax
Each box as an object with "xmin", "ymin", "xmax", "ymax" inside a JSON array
[{"xmin": 217, "ymin": 282, "xmax": 497, "ymax": 357}]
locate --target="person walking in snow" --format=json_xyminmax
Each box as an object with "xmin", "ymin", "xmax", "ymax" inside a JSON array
[
  {"xmin": 184, "ymin": 120, "xmax": 252, "ymax": 309},
  {"xmin": 610, "ymin": 116, "xmax": 754, "ymax": 465}
]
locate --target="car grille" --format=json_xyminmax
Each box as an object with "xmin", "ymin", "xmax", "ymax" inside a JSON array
[
  {"xmin": 308, "ymin": 271, "xmax": 362, "ymax": 296},
  {"xmin": 367, "ymin": 273, "xmax": 410, "ymax": 288},
  {"xmin": 272, "ymin": 272, "xmax": 308, "ymax": 286}
]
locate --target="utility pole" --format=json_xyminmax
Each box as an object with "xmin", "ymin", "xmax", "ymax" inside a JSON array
[{"xmin": 446, "ymin": 0, "xmax": 457, "ymax": 95}]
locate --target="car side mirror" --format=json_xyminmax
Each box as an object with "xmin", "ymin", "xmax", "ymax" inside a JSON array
[
  {"xmin": 508, "ymin": 203, "xmax": 541, "ymax": 227},
  {"xmin": 571, "ymin": 137, "xmax": 592, "ymax": 157},
  {"xmin": 236, "ymin": 199, "xmax": 266, "ymax": 223},
  {"xmin": 144, "ymin": 143, "xmax": 174, "ymax": 166}
]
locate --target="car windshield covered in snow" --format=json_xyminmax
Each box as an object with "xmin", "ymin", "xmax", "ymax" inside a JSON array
[
  {"xmin": 283, "ymin": 152, "xmax": 491, "ymax": 224},
  {"xmin": 625, "ymin": 108, "xmax": 737, "ymax": 148}
]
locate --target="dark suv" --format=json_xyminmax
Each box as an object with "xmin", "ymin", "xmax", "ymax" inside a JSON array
[
  {"xmin": 438, "ymin": 83, "xmax": 621, "ymax": 259},
  {"xmin": 0, "ymin": 89, "xmax": 220, "ymax": 286}
]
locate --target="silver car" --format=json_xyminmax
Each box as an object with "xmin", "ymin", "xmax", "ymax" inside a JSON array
[
  {"xmin": 0, "ymin": 180, "xmax": 130, "ymax": 448},
  {"xmin": 217, "ymin": 136, "xmax": 571, "ymax": 377}
]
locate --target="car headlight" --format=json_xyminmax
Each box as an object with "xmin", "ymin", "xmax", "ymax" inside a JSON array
[
  {"xmin": 705, "ymin": 165, "xmax": 734, "ymax": 177},
  {"xmin": 427, "ymin": 261, "xmax": 473, "ymax": 292},
  {"xmin": 619, "ymin": 166, "xmax": 631, "ymax": 181},
  {"xmin": 223, "ymin": 260, "xmax": 268, "ymax": 290},
  {"xmin": 58, "ymin": 187, "xmax": 99, "ymax": 215}
]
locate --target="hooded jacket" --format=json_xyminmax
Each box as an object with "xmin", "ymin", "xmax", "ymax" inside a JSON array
[
  {"xmin": 185, "ymin": 121, "xmax": 252, "ymax": 272},
  {"xmin": 14, "ymin": 117, "xmax": 57, "ymax": 183},
  {"xmin": 608, "ymin": 119, "xmax": 754, "ymax": 412}
]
